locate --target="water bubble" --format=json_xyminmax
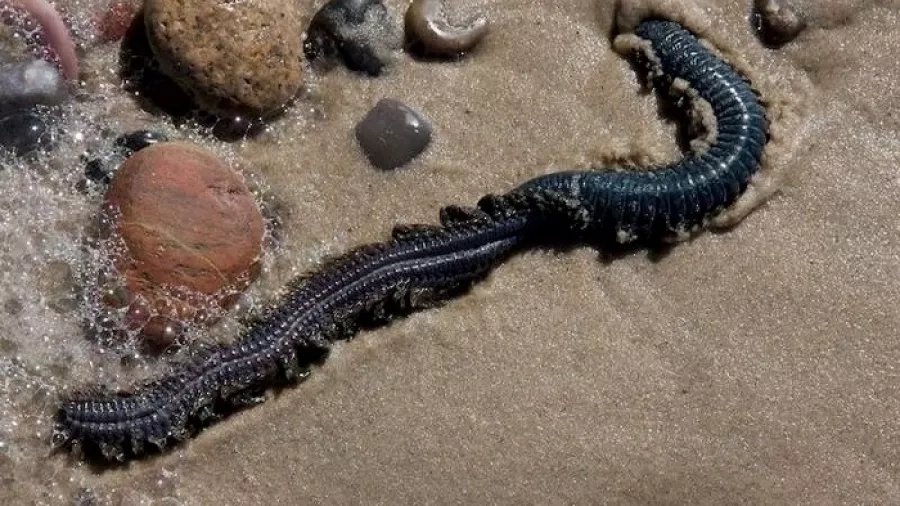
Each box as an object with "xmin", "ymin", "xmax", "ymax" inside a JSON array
[{"xmin": 123, "ymin": 300, "xmax": 152, "ymax": 331}]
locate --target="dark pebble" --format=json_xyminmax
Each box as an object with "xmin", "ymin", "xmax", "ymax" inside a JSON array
[
  {"xmin": 0, "ymin": 60, "xmax": 66, "ymax": 157},
  {"xmin": 304, "ymin": 0, "xmax": 402, "ymax": 76},
  {"xmin": 3, "ymin": 298, "xmax": 23, "ymax": 316},
  {"xmin": 355, "ymin": 98, "xmax": 432, "ymax": 170},
  {"xmin": 210, "ymin": 115, "xmax": 265, "ymax": 142},
  {"xmin": 83, "ymin": 130, "xmax": 170, "ymax": 186},
  {"xmin": 113, "ymin": 129, "xmax": 168, "ymax": 155},
  {"xmin": 0, "ymin": 60, "xmax": 68, "ymax": 116},
  {"xmin": 0, "ymin": 109, "xmax": 54, "ymax": 156},
  {"xmin": 752, "ymin": 0, "xmax": 806, "ymax": 47},
  {"xmin": 83, "ymin": 157, "xmax": 111, "ymax": 184}
]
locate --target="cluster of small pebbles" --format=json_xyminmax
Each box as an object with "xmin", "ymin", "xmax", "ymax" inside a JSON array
[
  {"xmin": 305, "ymin": 0, "xmax": 490, "ymax": 74},
  {"xmin": 0, "ymin": 0, "xmax": 489, "ymax": 354},
  {"xmin": 0, "ymin": 0, "xmax": 497, "ymax": 353},
  {"xmin": 89, "ymin": 0, "xmax": 491, "ymax": 173}
]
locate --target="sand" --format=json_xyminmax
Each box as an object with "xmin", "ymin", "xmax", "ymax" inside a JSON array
[{"xmin": 1, "ymin": 0, "xmax": 899, "ymax": 504}]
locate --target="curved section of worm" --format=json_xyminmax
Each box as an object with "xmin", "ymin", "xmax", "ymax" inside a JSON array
[{"xmin": 512, "ymin": 19, "xmax": 768, "ymax": 244}]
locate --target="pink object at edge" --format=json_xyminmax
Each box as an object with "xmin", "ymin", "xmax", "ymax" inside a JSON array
[{"xmin": 4, "ymin": 0, "xmax": 78, "ymax": 80}]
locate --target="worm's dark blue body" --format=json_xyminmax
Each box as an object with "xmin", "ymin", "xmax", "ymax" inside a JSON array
[{"xmin": 513, "ymin": 20, "xmax": 767, "ymax": 242}]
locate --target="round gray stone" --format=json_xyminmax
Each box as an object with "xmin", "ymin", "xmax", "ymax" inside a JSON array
[{"xmin": 355, "ymin": 98, "xmax": 432, "ymax": 170}]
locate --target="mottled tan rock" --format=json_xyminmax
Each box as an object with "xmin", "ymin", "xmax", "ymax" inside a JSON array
[
  {"xmin": 105, "ymin": 141, "xmax": 264, "ymax": 349},
  {"xmin": 144, "ymin": 0, "xmax": 304, "ymax": 118}
]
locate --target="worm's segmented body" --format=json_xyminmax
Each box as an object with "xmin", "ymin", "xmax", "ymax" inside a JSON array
[{"xmin": 53, "ymin": 19, "xmax": 768, "ymax": 462}]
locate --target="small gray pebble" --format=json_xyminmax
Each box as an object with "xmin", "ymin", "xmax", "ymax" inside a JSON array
[
  {"xmin": 355, "ymin": 98, "xmax": 432, "ymax": 170},
  {"xmin": 0, "ymin": 60, "xmax": 68, "ymax": 116},
  {"xmin": 304, "ymin": 0, "xmax": 402, "ymax": 76}
]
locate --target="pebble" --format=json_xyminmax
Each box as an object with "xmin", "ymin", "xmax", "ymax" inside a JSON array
[
  {"xmin": 355, "ymin": 98, "xmax": 432, "ymax": 170},
  {"xmin": 404, "ymin": 0, "xmax": 489, "ymax": 57},
  {"xmin": 83, "ymin": 157, "xmax": 111, "ymax": 185},
  {"xmin": 94, "ymin": 0, "xmax": 139, "ymax": 43},
  {"xmin": 104, "ymin": 142, "xmax": 265, "ymax": 349},
  {"xmin": 83, "ymin": 130, "xmax": 169, "ymax": 186},
  {"xmin": 144, "ymin": 0, "xmax": 304, "ymax": 118},
  {"xmin": 0, "ymin": 109, "xmax": 53, "ymax": 155},
  {"xmin": 113, "ymin": 129, "xmax": 169, "ymax": 155},
  {"xmin": 0, "ymin": 59, "xmax": 67, "ymax": 114},
  {"xmin": 304, "ymin": 0, "xmax": 403, "ymax": 77},
  {"xmin": 752, "ymin": 0, "xmax": 806, "ymax": 47},
  {"xmin": 0, "ymin": 59, "xmax": 66, "ymax": 156}
]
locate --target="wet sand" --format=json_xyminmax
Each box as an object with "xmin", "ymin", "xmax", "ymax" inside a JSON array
[{"xmin": 1, "ymin": 0, "xmax": 899, "ymax": 504}]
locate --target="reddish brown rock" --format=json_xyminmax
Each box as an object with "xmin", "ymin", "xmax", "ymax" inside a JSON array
[
  {"xmin": 104, "ymin": 141, "xmax": 264, "ymax": 350},
  {"xmin": 94, "ymin": 0, "xmax": 139, "ymax": 43}
]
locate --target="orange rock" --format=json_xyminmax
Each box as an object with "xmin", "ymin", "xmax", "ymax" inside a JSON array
[{"xmin": 104, "ymin": 141, "xmax": 264, "ymax": 349}]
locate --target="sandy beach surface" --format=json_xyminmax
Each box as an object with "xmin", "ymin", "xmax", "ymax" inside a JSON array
[{"xmin": 1, "ymin": 0, "xmax": 898, "ymax": 504}]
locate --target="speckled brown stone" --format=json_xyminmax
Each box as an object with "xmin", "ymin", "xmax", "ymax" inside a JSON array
[
  {"xmin": 105, "ymin": 141, "xmax": 264, "ymax": 349},
  {"xmin": 143, "ymin": 0, "xmax": 304, "ymax": 118}
]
